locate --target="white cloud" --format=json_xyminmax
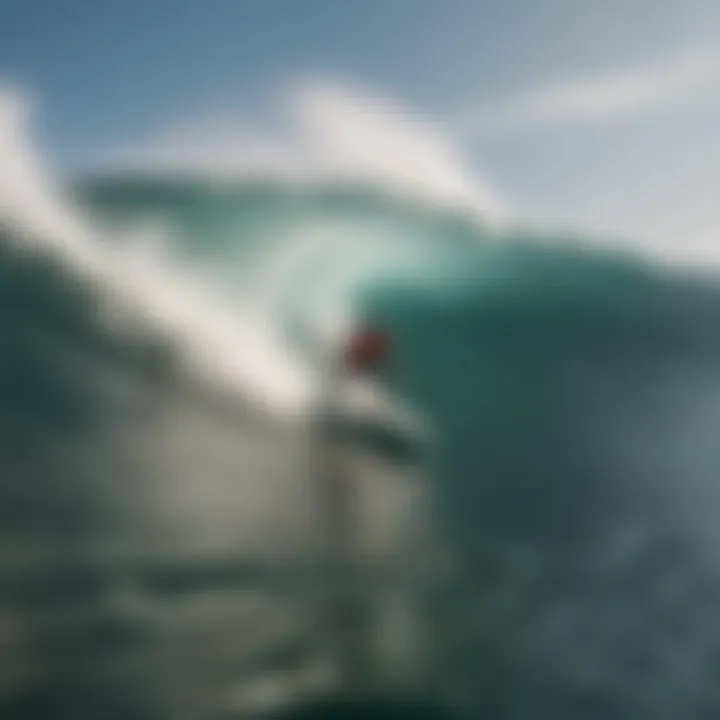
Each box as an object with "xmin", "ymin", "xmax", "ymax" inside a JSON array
[
  {"xmin": 460, "ymin": 43, "xmax": 720, "ymax": 134},
  {"xmin": 100, "ymin": 77, "xmax": 506, "ymax": 219}
]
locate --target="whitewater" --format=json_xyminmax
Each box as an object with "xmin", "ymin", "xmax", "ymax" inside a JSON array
[{"xmin": 6, "ymin": 82, "xmax": 720, "ymax": 719}]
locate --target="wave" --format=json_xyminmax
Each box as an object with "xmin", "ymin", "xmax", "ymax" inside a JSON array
[
  {"xmin": 71, "ymin": 172, "xmax": 720, "ymax": 719},
  {"xmin": 7, "ymin": 85, "xmax": 720, "ymax": 717}
]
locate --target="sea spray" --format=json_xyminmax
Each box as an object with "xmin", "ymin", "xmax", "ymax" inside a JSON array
[{"xmin": 7, "ymin": 82, "xmax": 720, "ymax": 717}]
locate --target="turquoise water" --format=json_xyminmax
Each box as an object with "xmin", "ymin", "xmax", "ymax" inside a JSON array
[{"xmin": 5, "ymin": 174, "xmax": 720, "ymax": 717}]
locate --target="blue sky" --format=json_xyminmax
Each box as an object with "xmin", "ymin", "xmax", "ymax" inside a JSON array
[{"xmin": 3, "ymin": 0, "xmax": 720, "ymax": 253}]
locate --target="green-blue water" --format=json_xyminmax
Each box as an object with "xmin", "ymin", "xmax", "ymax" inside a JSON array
[{"xmin": 5, "ymin": 174, "xmax": 720, "ymax": 718}]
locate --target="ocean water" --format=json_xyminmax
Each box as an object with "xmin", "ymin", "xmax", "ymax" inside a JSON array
[{"xmin": 5, "ymin": 96, "xmax": 720, "ymax": 719}]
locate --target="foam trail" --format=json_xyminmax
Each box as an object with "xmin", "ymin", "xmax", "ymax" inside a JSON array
[{"xmin": 0, "ymin": 85, "xmax": 313, "ymax": 417}]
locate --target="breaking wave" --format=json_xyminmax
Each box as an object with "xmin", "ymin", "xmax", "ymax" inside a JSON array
[{"xmin": 5, "ymin": 83, "xmax": 720, "ymax": 719}]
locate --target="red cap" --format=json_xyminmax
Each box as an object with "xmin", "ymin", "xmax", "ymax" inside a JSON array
[{"xmin": 343, "ymin": 327, "xmax": 390, "ymax": 373}]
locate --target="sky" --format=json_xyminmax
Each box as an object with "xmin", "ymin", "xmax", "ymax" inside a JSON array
[{"xmin": 3, "ymin": 0, "xmax": 720, "ymax": 253}]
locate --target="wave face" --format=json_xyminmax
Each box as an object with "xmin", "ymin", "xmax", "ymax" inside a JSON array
[
  {"xmin": 6, "ymin": 165, "xmax": 720, "ymax": 719},
  {"xmin": 75, "ymin": 176, "xmax": 720, "ymax": 718}
]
